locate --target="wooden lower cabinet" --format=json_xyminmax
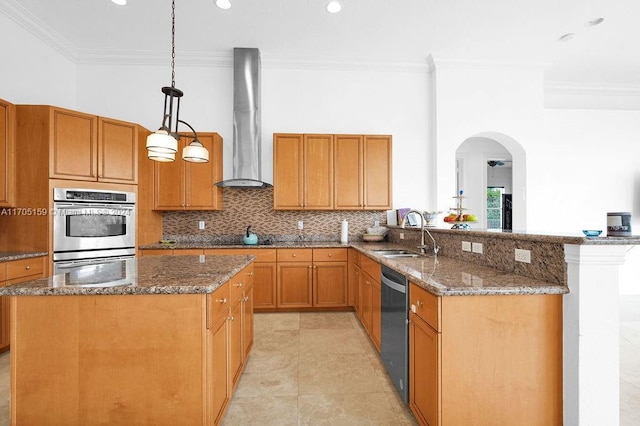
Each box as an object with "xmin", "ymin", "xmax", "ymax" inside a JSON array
[
  {"xmin": 408, "ymin": 282, "xmax": 563, "ymax": 426},
  {"xmin": 9, "ymin": 264, "xmax": 253, "ymax": 425},
  {"xmin": 355, "ymin": 254, "xmax": 381, "ymax": 351},
  {"xmin": 358, "ymin": 272, "xmax": 372, "ymax": 333},
  {"xmin": 0, "ymin": 256, "xmax": 46, "ymax": 353},
  {"xmin": 370, "ymin": 278, "xmax": 381, "ymax": 350},
  {"xmin": 277, "ymin": 261, "xmax": 313, "ymax": 308},
  {"xmin": 252, "ymin": 262, "xmax": 277, "ymax": 309}
]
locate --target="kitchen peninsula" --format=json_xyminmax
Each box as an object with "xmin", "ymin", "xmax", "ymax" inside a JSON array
[{"xmin": 0, "ymin": 255, "xmax": 256, "ymax": 425}]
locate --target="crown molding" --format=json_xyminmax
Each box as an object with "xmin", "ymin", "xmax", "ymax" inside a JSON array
[
  {"xmin": 75, "ymin": 50, "xmax": 233, "ymax": 67},
  {"xmin": 545, "ymin": 81, "xmax": 640, "ymax": 97},
  {"xmin": 0, "ymin": 0, "xmax": 77, "ymax": 61},
  {"xmin": 261, "ymin": 54, "xmax": 429, "ymax": 73},
  {"xmin": 428, "ymin": 55, "xmax": 550, "ymax": 72}
]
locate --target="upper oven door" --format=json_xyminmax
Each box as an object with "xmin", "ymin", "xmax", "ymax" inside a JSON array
[{"xmin": 53, "ymin": 203, "xmax": 136, "ymax": 253}]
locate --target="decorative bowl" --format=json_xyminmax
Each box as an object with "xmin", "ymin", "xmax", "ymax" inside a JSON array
[
  {"xmin": 362, "ymin": 234, "xmax": 385, "ymax": 242},
  {"xmin": 582, "ymin": 230, "xmax": 603, "ymax": 238}
]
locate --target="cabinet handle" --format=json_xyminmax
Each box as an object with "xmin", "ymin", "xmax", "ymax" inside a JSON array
[
  {"xmin": 233, "ymin": 283, "xmax": 243, "ymax": 287},
  {"xmin": 415, "ymin": 300, "xmax": 423, "ymax": 307},
  {"xmin": 216, "ymin": 298, "xmax": 227, "ymax": 304},
  {"xmin": 25, "ymin": 265, "xmax": 31, "ymax": 270},
  {"xmin": 248, "ymin": 272, "xmax": 254, "ymax": 276}
]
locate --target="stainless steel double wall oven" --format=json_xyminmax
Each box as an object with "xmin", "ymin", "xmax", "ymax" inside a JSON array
[{"xmin": 52, "ymin": 188, "xmax": 136, "ymax": 274}]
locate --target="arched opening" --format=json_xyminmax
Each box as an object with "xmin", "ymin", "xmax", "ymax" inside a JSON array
[{"xmin": 455, "ymin": 132, "xmax": 527, "ymax": 230}]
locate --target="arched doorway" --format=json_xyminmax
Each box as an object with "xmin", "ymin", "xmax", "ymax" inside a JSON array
[{"xmin": 455, "ymin": 132, "xmax": 527, "ymax": 230}]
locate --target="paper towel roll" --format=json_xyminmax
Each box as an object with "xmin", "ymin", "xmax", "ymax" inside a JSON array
[{"xmin": 340, "ymin": 220, "xmax": 349, "ymax": 243}]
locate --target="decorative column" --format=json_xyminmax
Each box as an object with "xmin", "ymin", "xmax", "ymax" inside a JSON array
[{"xmin": 563, "ymin": 244, "xmax": 630, "ymax": 425}]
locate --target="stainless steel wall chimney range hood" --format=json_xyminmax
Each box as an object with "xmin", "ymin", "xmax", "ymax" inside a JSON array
[{"xmin": 215, "ymin": 48, "xmax": 271, "ymax": 188}]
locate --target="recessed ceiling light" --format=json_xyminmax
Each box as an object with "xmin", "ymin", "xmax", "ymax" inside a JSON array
[
  {"xmin": 111, "ymin": 0, "xmax": 127, "ymax": 5},
  {"xmin": 558, "ymin": 33, "xmax": 575, "ymax": 43},
  {"xmin": 326, "ymin": 1, "xmax": 342, "ymax": 14},
  {"xmin": 215, "ymin": 0, "xmax": 231, "ymax": 10},
  {"xmin": 585, "ymin": 17, "xmax": 604, "ymax": 27}
]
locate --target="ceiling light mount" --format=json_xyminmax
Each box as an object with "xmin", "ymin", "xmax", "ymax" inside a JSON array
[
  {"xmin": 558, "ymin": 32, "xmax": 575, "ymax": 43},
  {"xmin": 326, "ymin": 1, "xmax": 342, "ymax": 14},
  {"xmin": 585, "ymin": 17, "xmax": 604, "ymax": 27},
  {"xmin": 146, "ymin": 0, "xmax": 209, "ymax": 163},
  {"xmin": 215, "ymin": 0, "xmax": 231, "ymax": 10}
]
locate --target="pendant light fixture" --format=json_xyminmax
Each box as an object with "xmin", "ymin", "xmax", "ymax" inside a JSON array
[{"xmin": 146, "ymin": 0, "xmax": 209, "ymax": 163}]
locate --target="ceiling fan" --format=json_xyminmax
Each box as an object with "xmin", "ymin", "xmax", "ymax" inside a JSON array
[{"xmin": 487, "ymin": 160, "xmax": 512, "ymax": 167}]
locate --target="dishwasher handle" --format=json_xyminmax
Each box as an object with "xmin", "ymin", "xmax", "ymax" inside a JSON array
[{"xmin": 381, "ymin": 274, "xmax": 407, "ymax": 294}]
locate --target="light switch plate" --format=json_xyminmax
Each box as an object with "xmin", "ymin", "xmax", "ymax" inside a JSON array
[
  {"xmin": 472, "ymin": 242, "xmax": 483, "ymax": 254},
  {"xmin": 462, "ymin": 241, "xmax": 471, "ymax": 252},
  {"xmin": 297, "ymin": 220, "xmax": 304, "ymax": 230}
]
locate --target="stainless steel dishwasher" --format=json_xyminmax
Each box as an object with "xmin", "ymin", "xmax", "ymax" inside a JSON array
[{"xmin": 381, "ymin": 265, "xmax": 409, "ymax": 403}]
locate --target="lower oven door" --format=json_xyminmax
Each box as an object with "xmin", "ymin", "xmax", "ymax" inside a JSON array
[
  {"xmin": 53, "ymin": 203, "xmax": 136, "ymax": 254},
  {"xmin": 52, "ymin": 256, "xmax": 136, "ymax": 288}
]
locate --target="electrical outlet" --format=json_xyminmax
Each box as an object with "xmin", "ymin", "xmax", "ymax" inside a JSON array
[
  {"xmin": 374, "ymin": 220, "xmax": 380, "ymax": 227},
  {"xmin": 297, "ymin": 220, "xmax": 304, "ymax": 230},
  {"xmin": 472, "ymin": 242, "xmax": 483, "ymax": 254},
  {"xmin": 399, "ymin": 232, "xmax": 404, "ymax": 240},
  {"xmin": 462, "ymin": 241, "xmax": 471, "ymax": 252},
  {"xmin": 515, "ymin": 248, "xmax": 531, "ymax": 263},
  {"xmin": 198, "ymin": 220, "xmax": 205, "ymax": 230}
]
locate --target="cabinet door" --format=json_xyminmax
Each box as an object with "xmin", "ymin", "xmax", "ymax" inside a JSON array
[
  {"xmin": 185, "ymin": 133, "xmax": 223, "ymax": 210},
  {"xmin": 334, "ymin": 135, "xmax": 363, "ymax": 210},
  {"xmin": 253, "ymin": 262, "xmax": 277, "ymax": 309},
  {"xmin": 359, "ymin": 274, "xmax": 372, "ymax": 333},
  {"xmin": 97, "ymin": 117, "xmax": 138, "ymax": 184},
  {"xmin": 0, "ymin": 98, "xmax": 14, "ymax": 207},
  {"xmin": 0, "ymin": 296, "xmax": 9, "ymax": 353},
  {"xmin": 277, "ymin": 262, "xmax": 313, "ymax": 308},
  {"xmin": 313, "ymin": 261, "xmax": 348, "ymax": 307},
  {"xmin": 410, "ymin": 312, "xmax": 440, "ymax": 426},
  {"xmin": 242, "ymin": 285, "xmax": 254, "ymax": 360},
  {"xmin": 50, "ymin": 108, "xmax": 98, "ymax": 180},
  {"xmin": 303, "ymin": 134, "xmax": 334, "ymax": 210},
  {"xmin": 363, "ymin": 135, "xmax": 392, "ymax": 210},
  {"xmin": 371, "ymin": 278, "xmax": 382, "ymax": 352},
  {"xmin": 273, "ymin": 133, "xmax": 304, "ymax": 210},
  {"xmin": 208, "ymin": 313, "xmax": 229, "ymax": 425},
  {"xmin": 229, "ymin": 299, "xmax": 244, "ymax": 391},
  {"xmin": 153, "ymin": 140, "xmax": 186, "ymax": 210}
]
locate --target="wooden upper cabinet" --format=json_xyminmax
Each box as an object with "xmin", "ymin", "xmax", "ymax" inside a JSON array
[
  {"xmin": 50, "ymin": 108, "xmax": 98, "ymax": 181},
  {"xmin": 275, "ymin": 133, "xmax": 392, "ymax": 211},
  {"xmin": 303, "ymin": 134, "xmax": 333, "ymax": 210},
  {"xmin": 97, "ymin": 117, "xmax": 138, "ymax": 184},
  {"xmin": 153, "ymin": 132, "xmax": 223, "ymax": 210},
  {"xmin": 334, "ymin": 135, "xmax": 363, "ymax": 210},
  {"xmin": 363, "ymin": 135, "xmax": 392, "ymax": 210},
  {"xmin": 0, "ymin": 98, "xmax": 15, "ymax": 207},
  {"xmin": 273, "ymin": 133, "xmax": 304, "ymax": 209},
  {"xmin": 273, "ymin": 133, "xmax": 333, "ymax": 210}
]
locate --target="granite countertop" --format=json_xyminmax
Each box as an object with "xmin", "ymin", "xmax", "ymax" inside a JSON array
[
  {"xmin": 0, "ymin": 251, "xmax": 48, "ymax": 262},
  {"xmin": 141, "ymin": 241, "xmax": 350, "ymax": 250},
  {"xmin": 350, "ymin": 242, "xmax": 568, "ymax": 297},
  {"xmin": 0, "ymin": 255, "xmax": 255, "ymax": 296}
]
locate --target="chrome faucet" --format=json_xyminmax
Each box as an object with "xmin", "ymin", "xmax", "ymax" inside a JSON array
[{"xmin": 400, "ymin": 209, "xmax": 440, "ymax": 256}]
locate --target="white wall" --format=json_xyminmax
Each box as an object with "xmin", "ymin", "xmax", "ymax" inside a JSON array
[{"xmin": 0, "ymin": 12, "xmax": 76, "ymax": 107}]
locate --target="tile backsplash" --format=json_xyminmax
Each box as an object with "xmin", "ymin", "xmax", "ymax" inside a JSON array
[{"xmin": 163, "ymin": 188, "xmax": 386, "ymax": 243}]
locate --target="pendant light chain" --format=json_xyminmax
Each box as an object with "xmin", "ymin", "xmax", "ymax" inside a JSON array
[{"xmin": 171, "ymin": 0, "xmax": 176, "ymax": 88}]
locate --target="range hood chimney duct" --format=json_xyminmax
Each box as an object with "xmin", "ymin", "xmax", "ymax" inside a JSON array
[{"xmin": 215, "ymin": 48, "xmax": 271, "ymax": 188}]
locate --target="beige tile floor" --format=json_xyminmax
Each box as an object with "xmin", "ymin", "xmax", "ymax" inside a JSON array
[{"xmin": 0, "ymin": 298, "xmax": 638, "ymax": 425}]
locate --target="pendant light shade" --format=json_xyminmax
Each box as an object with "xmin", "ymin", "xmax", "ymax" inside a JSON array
[
  {"xmin": 146, "ymin": 129, "xmax": 178, "ymax": 154},
  {"xmin": 182, "ymin": 139, "xmax": 209, "ymax": 163},
  {"xmin": 147, "ymin": 0, "xmax": 209, "ymax": 164}
]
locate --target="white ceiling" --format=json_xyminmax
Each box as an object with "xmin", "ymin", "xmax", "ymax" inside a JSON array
[{"xmin": 5, "ymin": 0, "xmax": 640, "ymax": 88}]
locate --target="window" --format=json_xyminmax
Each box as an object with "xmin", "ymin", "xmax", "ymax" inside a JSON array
[{"xmin": 487, "ymin": 187, "xmax": 504, "ymax": 229}]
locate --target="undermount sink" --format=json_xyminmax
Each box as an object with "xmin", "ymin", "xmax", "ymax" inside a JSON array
[{"xmin": 372, "ymin": 249, "xmax": 421, "ymax": 258}]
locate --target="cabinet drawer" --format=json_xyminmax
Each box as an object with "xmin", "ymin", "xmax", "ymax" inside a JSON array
[
  {"xmin": 277, "ymin": 248, "xmax": 312, "ymax": 262},
  {"xmin": 204, "ymin": 248, "xmax": 277, "ymax": 263},
  {"xmin": 0, "ymin": 263, "xmax": 5, "ymax": 282},
  {"xmin": 360, "ymin": 255, "xmax": 381, "ymax": 281},
  {"xmin": 229, "ymin": 266, "xmax": 250, "ymax": 303},
  {"xmin": 410, "ymin": 282, "xmax": 440, "ymax": 331},
  {"xmin": 172, "ymin": 249, "xmax": 204, "ymax": 256},
  {"xmin": 6, "ymin": 257, "xmax": 44, "ymax": 281},
  {"xmin": 313, "ymin": 248, "xmax": 347, "ymax": 262},
  {"xmin": 208, "ymin": 282, "xmax": 230, "ymax": 327},
  {"xmin": 140, "ymin": 249, "xmax": 173, "ymax": 256}
]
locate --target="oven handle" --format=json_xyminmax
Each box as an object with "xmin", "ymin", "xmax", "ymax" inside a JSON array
[
  {"xmin": 55, "ymin": 257, "xmax": 132, "ymax": 269},
  {"xmin": 54, "ymin": 203, "xmax": 134, "ymax": 210},
  {"xmin": 381, "ymin": 275, "xmax": 407, "ymax": 294}
]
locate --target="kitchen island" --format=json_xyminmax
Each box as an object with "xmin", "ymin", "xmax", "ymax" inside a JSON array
[{"xmin": 0, "ymin": 255, "xmax": 256, "ymax": 426}]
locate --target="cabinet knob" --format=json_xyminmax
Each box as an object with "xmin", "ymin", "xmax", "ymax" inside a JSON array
[
  {"xmin": 233, "ymin": 283, "xmax": 243, "ymax": 287},
  {"xmin": 415, "ymin": 300, "xmax": 423, "ymax": 307},
  {"xmin": 292, "ymin": 254, "xmax": 297, "ymax": 257},
  {"xmin": 328, "ymin": 253, "xmax": 333, "ymax": 257},
  {"xmin": 248, "ymin": 272, "xmax": 254, "ymax": 276},
  {"xmin": 216, "ymin": 298, "xmax": 227, "ymax": 304},
  {"xmin": 25, "ymin": 265, "xmax": 31, "ymax": 270},
  {"xmin": 229, "ymin": 316, "xmax": 234, "ymax": 321}
]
